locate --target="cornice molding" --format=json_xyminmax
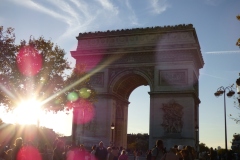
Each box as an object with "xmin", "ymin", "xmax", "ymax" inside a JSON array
[{"xmin": 76, "ymin": 24, "xmax": 194, "ymax": 39}]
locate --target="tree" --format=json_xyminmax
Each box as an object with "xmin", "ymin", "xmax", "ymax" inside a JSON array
[
  {"xmin": 0, "ymin": 26, "xmax": 96, "ymax": 112},
  {"xmin": 236, "ymin": 15, "xmax": 240, "ymax": 47},
  {"xmin": 0, "ymin": 26, "xmax": 19, "ymax": 110},
  {"xmin": 199, "ymin": 143, "xmax": 209, "ymax": 152},
  {"xmin": 232, "ymin": 96, "xmax": 240, "ymax": 124}
]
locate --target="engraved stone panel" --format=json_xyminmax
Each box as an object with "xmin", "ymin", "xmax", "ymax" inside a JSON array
[
  {"xmin": 157, "ymin": 50, "xmax": 194, "ymax": 62},
  {"xmin": 159, "ymin": 70, "xmax": 188, "ymax": 86},
  {"xmin": 90, "ymin": 72, "xmax": 104, "ymax": 87}
]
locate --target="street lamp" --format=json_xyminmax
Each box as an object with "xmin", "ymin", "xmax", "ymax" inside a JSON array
[
  {"xmin": 214, "ymin": 84, "xmax": 235, "ymax": 152},
  {"xmin": 236, "ymin": 75, "xmax": 240, "ymax": 104},
  {"xmin": 111, "ymin": 123, "xmax": 115, "ymax": 145},
  {"xmin": 195, "ymin": 125, "xmax": 199, "ymax": 158}
]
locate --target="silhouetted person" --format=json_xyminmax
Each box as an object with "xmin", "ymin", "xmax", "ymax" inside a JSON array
[
  {"xmin": 12, "ymin": 137, "xmax": 24, "ymax": 160},
  {"xmin": 95, "ymin": 141, "xmax": 108, "ymax": 160},
  {"xmin": 151, "ymin": 140, "xmax": 165, "ymax": 160},
  {"xmin": 118, "ymin": 150, "xmax": 128, "ymax": 160},
  {"xmin": 52, "ymin": 140, "xmax": 64, "ymax": 160},
  {"xmin": 146, "ymin": 150, "xmax": 152, "ymax": 160}
]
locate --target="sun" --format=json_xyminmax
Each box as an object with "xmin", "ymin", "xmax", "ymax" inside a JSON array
[{"xmin": 14, "ymin": 99, "xmax": 42, "ymax": 125}]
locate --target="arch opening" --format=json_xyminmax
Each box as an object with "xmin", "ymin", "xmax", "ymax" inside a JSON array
[
  {"xmin": 128, "ymin": 86, "xmax": 150, "ymax": 134},
  {"xmin": 112, "ymin": 73, "xmax": 149, "ymax": 100}
]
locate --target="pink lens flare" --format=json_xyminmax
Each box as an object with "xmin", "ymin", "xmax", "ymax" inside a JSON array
[
  {"xmin": 67, "ymin": 148, "xmax": 90, "ymax": 160},
  {"xmin": 17, "ymin": 45, "xmax": 42, "ymax": 76},
  {"xmin": 76, "ymin": 54, "xmax": 104, "ymax": 73},
  {"xmin": 18, "ymin": 146, "xmax": 42, "ymax": 160},
  {"xmin": 72, "ymin": 100, "xmax": 95, "ymax": 124}
]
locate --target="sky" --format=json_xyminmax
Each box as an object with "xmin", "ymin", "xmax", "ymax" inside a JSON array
[{"xmin": 0, "ymin": 0, "xmax": 240, "ymax": 149}]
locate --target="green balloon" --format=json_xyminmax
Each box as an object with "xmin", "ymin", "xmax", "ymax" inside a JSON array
[
  {"xmin": 67, "ymin": 92, "xmax": 79, "ymax": 101},
  {"xmin": 79, "ymin": 88, "xmax": 91, "ymax": 99}
]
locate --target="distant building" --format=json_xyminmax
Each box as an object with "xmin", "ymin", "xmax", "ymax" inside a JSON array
[{"xmin": 231, "ymin": 133, "xmax": 240, "ymax": 151}]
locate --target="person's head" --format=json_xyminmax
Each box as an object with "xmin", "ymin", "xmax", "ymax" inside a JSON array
[
  {"xmin": 92, "ymin": 145, "xmax": 96, "ymax": 150},
  {"xmin": 15, "ymin": 137, "xmax": 23, "ymax": 147},
  {"xmin": 178, "ymin": 145, "xmax": 183, "ymax": 151},
  {"xmin": 99, "ymin": 141, "xmax": 104, "ymax": 147},
  {"xmin": 80, "ymin": 144, "xmax": 84, "ymax": 150},
  {"xmin": 156, "ymin": 140, "xmax": 163, "ymax": 149},
  {"xmin": 121, "ymin": 150, "xmax": 126, "ymax": 155},
  {"xmin": 174, "ymin": 145, "xmax": 178, "ymax": 149},
  {"xmin": 107, "ymin": 147, "xmax": 112, "ymax": 153}
]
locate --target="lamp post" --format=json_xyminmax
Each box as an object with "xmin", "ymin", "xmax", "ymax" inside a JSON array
[
  {"xmin": 111, "ymin": 123, "xmax": 115, "ymax": 145},
  {"xmin": 214, "ymin": 84, "xmax": 235, "ymax": 153},
  {"xmin": 195, "ymin": 125, "xmax": 199, "ymax": 159},
  {"xmin": 236, "ymin": 75, "xmax": 240, "ymax": 101}
]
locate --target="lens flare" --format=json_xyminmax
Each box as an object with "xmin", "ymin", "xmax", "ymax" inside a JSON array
[
  {"xmin": 14, "ymin": 99, "xmax": 42, "ymax": 125},
  {"xmin": 78, "ymin": 54, "xmax": 103, "ymax": 72},
  {"xmin": 79, "ymin": 88, "xmax": 91, "ymax": 99},
  {"xmin": 66, "ymin": 148, "xmax": 90, "ymax": 160},
  {"xmin": 72, "ymin": 100, "xmax": 95, "ymax": 124},
  {"xmin": 17, "ymin": 45, "xmax": 42, "ymax": 76},
  {"xmin": 67, "ymin": 92, "xmax": 79, "ymax": 102},
  {"xmin": 18, "ymin": 146, "xmax": 42, "ymax": 160}
]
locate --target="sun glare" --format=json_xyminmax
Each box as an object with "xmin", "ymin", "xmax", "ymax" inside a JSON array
[{"xmin": 14, "ymin": 99, "xmax": 42, "ymax": 125}]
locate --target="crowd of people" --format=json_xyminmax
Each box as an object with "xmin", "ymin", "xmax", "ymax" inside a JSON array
[
  {"xmin": 0, "ymin": 137, "xmax": 129, "ymax": 160},
  {"xmin": 144, "ymin": 140, "xmax": 197, "ymax": 160},
  {"xmin": 1, "ymin": 137, "xmax": 239, "ymax": 160}
]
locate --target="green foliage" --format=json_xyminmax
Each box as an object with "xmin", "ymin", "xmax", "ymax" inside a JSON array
[
  {"xmin": 0, "ymin": 26, "xmax": 19, "ymax": 109},
  {"xmin": 237, "ymin": 15, "xmax": 240, "ymax": 21},
  {"xmin": 232, "ymin": 96, "xmax": 240, "ymax": 124},
  {"xmin": 199, "ymin": 143, "xmax": 210, "ymax": 152},
  {"xmin": 127, "ymin": 133, "xmax": 149, "ymax": 151},
  {"xmin": 237, "ymin": 15, "xmax": 240, "ymax": 47},
  {"xmin": 0, "ymin": 26, "xmax": 96, "ymax": 112}
]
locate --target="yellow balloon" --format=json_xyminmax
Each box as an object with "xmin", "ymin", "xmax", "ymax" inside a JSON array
[{"xmin": 79, "ymin": 88, "xmax": 91, "ymax": 99}]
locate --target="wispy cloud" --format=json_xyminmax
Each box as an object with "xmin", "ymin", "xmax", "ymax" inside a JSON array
[
  {"xmin": 125, "ymin": 0, "xmax": 140, "ymax": 26},
  {"xmin": 69, "ymin": 0, "xmax": 92, "ymax": 19},
  {"xmin": 46, "ymin": 0, "xmax": 80, "ymax": 26},
  {"xmin": 7, "ymin": 0, "xmax": 149, "ymax": 46},
  {"xmin": 95, "ymin": 0, "xmax": 119, "ymax": 15},
  {"xmin": 149, "ymin": 0, "xmax": 170, "ymax": 14},
  {"xmin": 200, "ymin": 72, "xmax": 228, "ymax": 80},
  {"xmin": 11, "ymin": 0, "xmax": 70, "ymax": 24},
  {"xmin": 203, "ymin": 50, "xmax": 240, "ymax": 54},
  {"xmin": 9, "ymin": 0, "xmax": 120, "ymax": 43}
]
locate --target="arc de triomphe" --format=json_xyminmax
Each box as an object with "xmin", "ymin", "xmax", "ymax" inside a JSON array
[{"xmin": 70, "ymin": 24, "xmax": 204, "ymax": 149}]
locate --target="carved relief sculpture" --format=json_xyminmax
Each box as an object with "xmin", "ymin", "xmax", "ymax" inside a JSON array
[
  {"xmin": 159, "ymin": 70, "xmax": 187, "ymax": 86},
  {"xmin": 161, "ymin": 100, "xmax": 184, "ymax": 133}
]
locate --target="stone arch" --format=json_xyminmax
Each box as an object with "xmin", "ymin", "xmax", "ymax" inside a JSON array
[
  {"xmin": 108, "ymin": 68, "xmax": 153, "ymax": 100},
  {"xmin": 71, "ymin": 24, "xmax": 204, "ymax": 149}
]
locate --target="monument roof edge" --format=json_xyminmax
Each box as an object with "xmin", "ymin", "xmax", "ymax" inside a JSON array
[{"xmin": 76, "ymin": 24, "xmax": 195, "ymax": 40}]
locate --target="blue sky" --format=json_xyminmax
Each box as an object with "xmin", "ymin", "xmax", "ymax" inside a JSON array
[{"xmin": 0, "ymin": 0, "xmax": 240, "ymax": 149}]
